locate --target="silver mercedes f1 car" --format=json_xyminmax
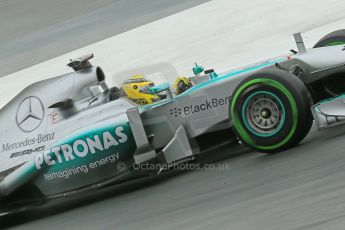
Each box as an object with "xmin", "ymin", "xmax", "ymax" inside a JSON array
[{"xmin": 1, "ymin": 30, "xmax": 345, "ymax": 211}]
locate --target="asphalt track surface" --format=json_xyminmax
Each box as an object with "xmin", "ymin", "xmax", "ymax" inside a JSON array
[{"xmin": 3, "ymin": 1, "xmax": 345, "ymax": 230}]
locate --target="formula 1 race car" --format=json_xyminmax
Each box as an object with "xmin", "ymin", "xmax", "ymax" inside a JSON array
[{"xmin": 1, "ymin": 29, "xmax": 345, "ymax": 213}]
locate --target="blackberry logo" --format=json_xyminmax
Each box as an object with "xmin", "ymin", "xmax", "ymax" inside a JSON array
[
  {"xmin": 170, "ymin": 96, "xmax": 231, "ymax": 117},
  {"xmin": 170, "ymin": 108, "xmax": 182, "ymax": 117}
]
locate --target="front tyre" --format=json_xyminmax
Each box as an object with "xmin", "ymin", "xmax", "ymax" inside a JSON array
[{"xmin": 230, "ymin": 69, "xmax": 313, "ymax": 153}]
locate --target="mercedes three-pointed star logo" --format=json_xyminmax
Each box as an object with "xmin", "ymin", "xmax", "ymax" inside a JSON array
[{"xmin": 16, "ymin": 96, "xmax": 44, "ymax": 133}]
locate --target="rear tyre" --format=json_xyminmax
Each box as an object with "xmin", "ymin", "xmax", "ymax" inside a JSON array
[
  {"xmin": 230, "ymin": 69, "xmax": 313, "ymax": 153},
  {"xmin": 314, "ymin": 29, "xmax": 345, "ymax": 48}
]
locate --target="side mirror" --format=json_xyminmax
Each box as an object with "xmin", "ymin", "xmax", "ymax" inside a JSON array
[{"xmin": 204, "ymin": 69, "xmax": 218, "ymax": 79}]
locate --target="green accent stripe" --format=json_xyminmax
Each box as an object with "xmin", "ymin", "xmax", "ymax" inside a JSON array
[{"xmin": 230, "ymin": 78, "xmax": 298, "ymax": 151}]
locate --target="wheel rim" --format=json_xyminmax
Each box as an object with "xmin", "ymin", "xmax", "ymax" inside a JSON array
[{"xmin": 242, "ymin": 91, "xmax": 286, "ymax": 137}]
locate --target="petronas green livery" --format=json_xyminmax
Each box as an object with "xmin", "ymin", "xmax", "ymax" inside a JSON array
[{"xmin": 2, "ymin": 30, "xmax": 345, "ymax": 210}]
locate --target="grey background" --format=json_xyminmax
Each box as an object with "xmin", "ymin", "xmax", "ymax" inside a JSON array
[
  {"xmin": 0, "ymin": 0, "xmax": 209, "ymax": 77},
  {"xmin": 3, "ymin": 0, "xmax": 345, "ymax": 229}
]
